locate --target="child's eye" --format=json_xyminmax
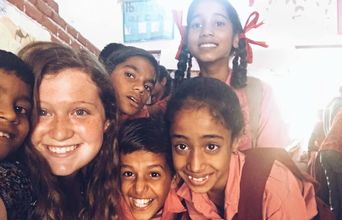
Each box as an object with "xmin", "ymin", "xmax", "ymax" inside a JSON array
[
  {"xmin": 125, "ymin": 72, "xmax": 135, "ymax": 79},
  {"xmin": 144, "ymin": 84, "xmax": 153, "ymax": 93},
  {"xmin": 122, "ymin": 171, "xmax": 135, "ymax": 177},
  {"xmin": 150, "ymin": 172, "xmax": 161, "ymax": 178},
  {"xmin": 175, "ymin": 144, "xmax": 189, "ymax": 151},
  {"xmin": 73, "ymin": 109, "xmax": 89, "ymax": 116},
  {"xmin": 215, "ymin": 20, "xmax": 226, "ymax": 27},
  {"xmin": 190, "ymin": 22, "xmax": 203, "ymax": 30},
  {"xmin": 14, "ymin": 106, "xmax": 28, "ymax": 115},
  {"xmin": 206, "ymin": 144, "xmax": 219, "ymax": 152}
]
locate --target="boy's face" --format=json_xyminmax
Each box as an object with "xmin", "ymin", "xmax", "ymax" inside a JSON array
[
  {"xmin": 110, "ymin": 56, "xmax": 156, "ymax": 116},
  {"xmin": 0, "ymin": 69, "xmax": 32, "ymax": 160},
  {"xmin": 170, "ymin": 108, "xmax": 239, "ymax": 195},
  {"xmin": 120, "ymin": 150, "xmax": 172, "ymax": 220}
]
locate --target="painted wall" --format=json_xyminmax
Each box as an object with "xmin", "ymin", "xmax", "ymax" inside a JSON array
[{"xmin": 0, "ymin": 0, "xmax": 99, "ymax": 54}]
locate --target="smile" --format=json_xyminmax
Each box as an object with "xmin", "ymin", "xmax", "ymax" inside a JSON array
[
  {"xmin": 188, "ymin": 175, "xmax": 209, "ymax": 185},
  {"xmin": 0, "ymin": 131, "xmax": 10, "ymax": 139},
  {"xmin": 47, "ymin": 145, "xmax": 78, "ymax": 154},
  {"xmin": 131, "ymin": 197, "xmax": 153, "ymax": 208},
  {"xmin": 199, "ymin": 43, "xmax": 217, "ymax": 48}
]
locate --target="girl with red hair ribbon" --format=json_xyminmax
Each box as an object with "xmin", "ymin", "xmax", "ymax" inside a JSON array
[{"xmin": 174, "ymin": 0, "xmax": 289, "ymax": 151}]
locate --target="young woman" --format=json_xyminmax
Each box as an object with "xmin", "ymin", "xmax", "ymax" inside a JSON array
[
  {"xmin": 166, "ymin": 77, "xmax": 317, "ymax": 219},
  {"xmin": 19, "ymin": 41, "xmax": 120, "ymax": 219}
]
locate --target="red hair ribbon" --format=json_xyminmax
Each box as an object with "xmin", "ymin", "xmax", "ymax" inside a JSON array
[
  {"xmin": 172, "ymin": 10, "xmax": 186, "ymax": 60},
  {"xmin": 239, "ymin": 11, "xmax": 268, "ymax": 64}
]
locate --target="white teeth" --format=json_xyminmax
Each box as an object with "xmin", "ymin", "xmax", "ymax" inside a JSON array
[
  {"xmin": 132, "ymin": 198, "xmax": 153, "ymax": 208},
  {"xmin": 129, "ymin": 96, "xmax": 137, "ymax": 103},
  {"xmin": 48, "ymin": 145, "xmax": 77, "ymax": 154},
  {"xmin": 200, "ymin": 43, "xmax": 217, "ymax": 48},
  {"xmin": 188, "ymin": 175, "xmax": 209, "ymax": 183},
  {"xmin": 0, "ymin": 131, "xmax": 10, "ymax": 139}
]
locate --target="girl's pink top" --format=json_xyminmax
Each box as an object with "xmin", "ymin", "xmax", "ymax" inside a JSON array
[
  {"xmin": 177, "ymin": 152, "xmax": 317, "ymax": 220},
  {"xmin": 225, "ymin": 76, "xmax": 289, "ymax": 150}
]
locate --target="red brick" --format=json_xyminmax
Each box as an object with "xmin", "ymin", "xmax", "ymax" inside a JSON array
[
  {"xmin": 41, "ymin": 18, "xmax": 58, "ymax": 34},
  {"xmin": 70, "ymin": 40, "xmax": 82, "ymax": 50},
  {"xmin": 36, "ymin": 0, "xmax": 53, "ymax": 17},
  {"xmin": 52, "ymin": 12, "xmax": 66, "ymax": 29},
  {"xmin": 57, "ymin": 29, "xmax": 70, "ymax": 44},
  {"xmin": 50, "ymin": 34, "xmax": 62, "ymax": 44},
  {"xmin": 78, "ymin": 35, "xmax": 88, "ymax": 47},
  {"xmin": 28, "ymin": 0, "xmax": 37, "ymax": 5},
  {"xmin": 66, "ymin": 25, "xmax": 78, "ymax": 39},
  {"xmin": 24, "ymin": 2, "xmax": 44, "ymax": 22},
  {"xmin": 43, "ymin": 0, "xmax": 59, "ymax": 13},
  {"xmin": 8, "ymin": 0, "xmax": 24, "ymax": 11}
]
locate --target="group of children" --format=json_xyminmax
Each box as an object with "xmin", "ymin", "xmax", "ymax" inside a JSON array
[{"xmin": 0, "ymin": 0, "xmax": 326, "ymax": 219}]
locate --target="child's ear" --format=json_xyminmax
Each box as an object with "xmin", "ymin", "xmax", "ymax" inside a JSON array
[
  {"xmin": 171, "ymin": 174, "xmax": 182, "ymax": 189},
  {"xmin": 232, "ymin": 136, "xmax": 241, "ymax": 153},
  {"xmin": 233, "ymin": 33, "xmax": 239, "ymax": 49},
  {"xmin": 161, "ymin": 77, "xmax": 167, "ymax": 86},
  {"xmin": 104, "ymin": 120, "xmax": 110, "ymax": 131}
]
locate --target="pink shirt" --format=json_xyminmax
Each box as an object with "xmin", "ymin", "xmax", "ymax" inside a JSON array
[
  {"xmin": 225, "ymin": 76, "xmax": 289, "ymax": 150},
  {"xmin": 320, "ymin": 107, "xmax": 342, "ymax": 152},
  {"xmin": 118, "ymin": 188, "xmax": 186, "ymax": 220},
  {"xmin": 177, "ymin": 152, "xmax": 317, "ymax": 220}
]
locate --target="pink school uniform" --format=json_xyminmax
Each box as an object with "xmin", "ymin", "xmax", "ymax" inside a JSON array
[
  {"xmin": 225, "ymin": 75, "xmax": 289, "ymax": 150},
  {"xmin": 177, "ymin": 152, "xmax": 317, "ymax": 220}
]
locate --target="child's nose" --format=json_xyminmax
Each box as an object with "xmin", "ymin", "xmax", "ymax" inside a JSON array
[
  {"xmin": 200, "ymin": 24, "xmax": 214, "ymax": 37},
  {"xmin": 0, "ymin": 105, "xmax": 19, "ymax": 124},
  {"xmin": 49, "ymin": 116, "xmax": 74, "ymax": 141},
  {"xmin": 134, "ymin": 176, "xmax": 148, "ymax": 195},
  {"xmin": 187, "ymin": 149, "xmax": 205, "ymax": 173}
]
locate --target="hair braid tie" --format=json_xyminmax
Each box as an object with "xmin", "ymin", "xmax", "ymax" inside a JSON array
[
  {"xmin": 173, "ymin": 10, "xmax": 186, "ymax": 60},
  {"xmin": 239, "ymin": 11, "xmax": 268, "ymax": 64}
]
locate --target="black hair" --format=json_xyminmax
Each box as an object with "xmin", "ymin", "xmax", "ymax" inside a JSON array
[
  {"xmin": 166, "ymin": 77, "xmax": 244, "ymax": 138},
  {"xmin": 0, "ymin": 49, "xmax": 34, "ymax": 86},
  {"xmin": 175, "ymin": 0, "xmax": 248, "ymax": 89},
  {"xmin": 118, "ymin": 117, "xmax": 174, "ymax": 175},
  {"xmin": 157, "ymin": 65, "xmax": 173, "ymax": 99},
  {"xmin": 103, "ymin": 45, "xmax": 159, "ymax": 79},
  {"xmin": 99, "ymin": 43, "xmax": 125, "ymax": 63}
]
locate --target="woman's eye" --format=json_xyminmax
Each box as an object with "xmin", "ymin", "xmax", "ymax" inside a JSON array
[
  {"xmin": 150, "ymin": 172, "xmax": 161, "ymax": 178},
  {"xmin": 122, "ymin": 171, "xmax": 134, "ymax": 177},
  {"xmin": 38, "ymin": 109, "xmax": 49, "ymax": 117},
  {"xmin": 14, "ymin": 106, "xmax": 28, "ymax": 115},
  {"xmin": 175, "ymin": 144, "xmax": 188, "ymax": 151},
  {"xmin": 74, "ymin": 109, "xmax": 88, "ymax": 116},
  {"xmin": 206, "ymin": 144, "xmax": 219, "ymax": 151}
]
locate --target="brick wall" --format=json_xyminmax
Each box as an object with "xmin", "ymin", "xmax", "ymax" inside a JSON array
[{"xmin": 7, "ymin": 0, "xmax": 100, "ymax": 55}]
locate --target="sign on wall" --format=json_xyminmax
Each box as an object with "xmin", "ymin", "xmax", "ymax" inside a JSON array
[{"xmin": 123, "ymin": 0, "xmax": 174, "ymax": 43}]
